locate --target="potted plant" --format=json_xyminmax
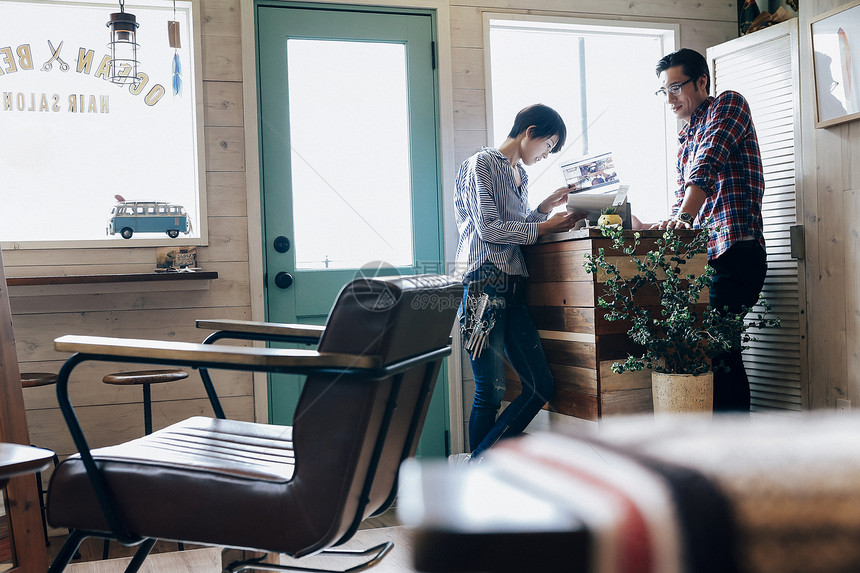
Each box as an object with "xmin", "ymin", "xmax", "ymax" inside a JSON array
[
  {"xmin": 597, "ymin": 207, "xmax": 623, "ymax": 227},
  {"xmin": 583, "ymin": 224, "xmax": 779, "ymax": 414}
]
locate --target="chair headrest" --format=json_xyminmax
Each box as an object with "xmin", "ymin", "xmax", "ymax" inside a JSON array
[{"xmin": 318, "ymin": 274, "xmax": 463, "ymax": 363}]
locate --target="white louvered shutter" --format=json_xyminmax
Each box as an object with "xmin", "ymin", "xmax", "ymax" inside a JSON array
[{"xmin": 708, "ymin": 20, "xmax": 806, "ymax": 411}]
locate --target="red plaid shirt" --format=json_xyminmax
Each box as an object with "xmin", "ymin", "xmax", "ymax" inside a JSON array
[{"xmin": 674, "ymin": 91, "xmax": 765, "ymax": 260}]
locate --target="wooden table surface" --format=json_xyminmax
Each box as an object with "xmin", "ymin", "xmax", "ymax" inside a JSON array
[{"xmin": 0, "ymin": 443, "xmax": 54, "ymax": 486}]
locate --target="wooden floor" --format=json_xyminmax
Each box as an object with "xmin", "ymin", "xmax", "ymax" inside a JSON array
[
  {"xmin": 47, "ymin": 507, "xmax": 416, "ymax": 572},
  {"xmin": 65, "ymin": 548, "xmax": 221, "ymax": 572}
]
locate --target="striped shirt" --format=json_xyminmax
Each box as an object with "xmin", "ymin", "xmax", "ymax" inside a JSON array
[
  {"xmin": 454, "ymin": 147, "xmax": 548, "ymax": 278},
  {"xmin": 674, "ymin": 90, "xmax": 765, "ymax": 260}
]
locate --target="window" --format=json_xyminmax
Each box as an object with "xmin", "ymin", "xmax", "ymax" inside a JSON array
[
  {"xmin": 0, "ymin": 0, "xmax": 204, "ymax": 247},
  {"xmin": 485, "ymin": 15, "xmax": 677, "ymax": 224}
]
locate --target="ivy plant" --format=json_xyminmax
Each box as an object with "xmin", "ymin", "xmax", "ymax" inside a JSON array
[{"xmin": 583, "ymin": 225, "xmax": 780, "ymax": 375}]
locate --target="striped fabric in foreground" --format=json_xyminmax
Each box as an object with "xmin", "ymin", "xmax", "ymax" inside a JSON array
[{"xmin": 488, "ymin": 413, "xmax": 860, "ymax": 573}]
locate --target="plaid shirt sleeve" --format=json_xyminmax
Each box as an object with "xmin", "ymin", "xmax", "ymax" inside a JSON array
[{"xmin": 685, "ymin": 92, "xmax": 755, "ymax": 197}]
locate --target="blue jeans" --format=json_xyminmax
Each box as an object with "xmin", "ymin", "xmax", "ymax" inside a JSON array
[{"xmin": 461, "ymin": 263, "xmax": 554, "ymax": 457}]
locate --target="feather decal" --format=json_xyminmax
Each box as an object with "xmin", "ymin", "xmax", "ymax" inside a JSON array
[
  {"xmin": 838, "ymin": 27, "xmax": 852, "ymax": 99},
  {"xmin": 172, "ymin": 51, "xmax": 182, "ymax": 96}
]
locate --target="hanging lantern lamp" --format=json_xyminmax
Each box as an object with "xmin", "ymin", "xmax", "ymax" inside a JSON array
[{"xmin": 107, "ymin": 0, "xmax": 140, "ymax": 85}]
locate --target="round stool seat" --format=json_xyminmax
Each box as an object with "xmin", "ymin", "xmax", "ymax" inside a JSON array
[
  {"xmin": 20, "ymin": 372, "xmax": 59, "ymax": 388},
  {"xmin": 102, "ymin": 369, "xmax": 189, "ymax": 386}
]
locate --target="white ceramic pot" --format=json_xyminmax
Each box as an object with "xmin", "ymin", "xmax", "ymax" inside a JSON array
[{"xmin": 651, "ymin": 371, "xmax": 714, "ymax": 415}]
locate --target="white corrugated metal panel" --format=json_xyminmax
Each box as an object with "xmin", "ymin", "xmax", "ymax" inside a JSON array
[{"xmin": 708, "ymin": 20, "xmax": 805, "ymax": 412}]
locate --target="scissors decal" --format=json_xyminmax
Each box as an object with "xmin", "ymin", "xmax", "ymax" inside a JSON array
[{"xmin": 41, "ymin": 40, "xmax": 70, "ymax": 72}]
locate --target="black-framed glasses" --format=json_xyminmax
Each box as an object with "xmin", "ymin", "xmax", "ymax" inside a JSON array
[{"xmin": 655, "ymin": 78, "xmax": 693, "ymax": 97}]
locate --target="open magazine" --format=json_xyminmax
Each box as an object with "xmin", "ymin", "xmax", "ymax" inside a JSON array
[
  {"xmin": 560, "ymin": 152, "xmax": 629, "ymax": 226},
  {"xmin": 560, "ymin": 151, "xmax": 620, "ymax": 194}
]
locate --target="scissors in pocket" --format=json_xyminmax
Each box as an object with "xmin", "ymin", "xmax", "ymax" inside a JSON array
[{"xmin": 41, "ymin": 40, "xmax": 70, "ymax": 72}]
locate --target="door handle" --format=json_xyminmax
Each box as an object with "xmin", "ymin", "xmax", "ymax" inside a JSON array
[
  {"xmin": 274, "ymin": 272, "xmax": 294, "ymax": 289},
  {"xmin": 273, "ymin": 236, "xmax": 291, "ymax": 253}
]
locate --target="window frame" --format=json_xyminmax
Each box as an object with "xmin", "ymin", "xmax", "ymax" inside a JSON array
[
  {"xmin": 482, "ymin": 12, "xmax": 679, "ymax": 218},
  {"xmin": 0, "ymin": 0, "xmax": 208, "ymax": 250}
]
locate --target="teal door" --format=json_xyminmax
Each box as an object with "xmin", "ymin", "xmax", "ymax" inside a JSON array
[{"xmin": 256, "ymin": 4, "xmax": 448, "ymax": 456}]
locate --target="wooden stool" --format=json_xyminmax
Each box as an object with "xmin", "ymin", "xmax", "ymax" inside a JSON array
[
  {"xmin": 100, "ymin": 368, "xmax": 189, "ymax": 559},
  {"xmin": 102, "ymin": 369, "xmax": 189, "ymax": 435},
  {"xmin": 21, "ymin": 372, "xmax": 59, "ymax": 389},
  {"xmin": 20, "ymin": 373, "xmax": 62, "ymax": 547}
]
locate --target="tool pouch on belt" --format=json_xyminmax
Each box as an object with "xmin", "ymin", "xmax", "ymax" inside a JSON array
[{"xmin": 460, "ymin": 264, "xmax": 511, "ymax": 360}]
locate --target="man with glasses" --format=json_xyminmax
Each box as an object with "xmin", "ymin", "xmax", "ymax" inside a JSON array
[{"xmin": 650, "ymin": 48, "xmax": 766, "ymax": 412}]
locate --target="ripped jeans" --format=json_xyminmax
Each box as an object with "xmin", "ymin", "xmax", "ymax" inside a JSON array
[{"xmin": 461, "ymin": 262, "xmax": 555, "ymax": 457}]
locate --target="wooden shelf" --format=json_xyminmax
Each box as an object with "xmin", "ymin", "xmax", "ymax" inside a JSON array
[{"xmin": 6, "ymin": 271, "xmax": 218, "ymax": 286}]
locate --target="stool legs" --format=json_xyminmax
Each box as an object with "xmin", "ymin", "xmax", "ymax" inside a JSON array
[
  {"xmin": 105, "ymin": 383, "xmax": 153, "ymax": 561},
  {"xmin": 102, "ymin": 380, "xmax": 184, "ymax": 559},
  {"xmin": 100, "ymin": 368, "xmax": 188, "ymax": 560},
  {"xmin": 142, "ymin": 383, "xmax": 152, "ymax": 436},
  {"xmin": 34, "ymin": 451, "xmax": 60, "ymax": 546},
  {"xmin": 21, "ymin": 372, "xmax": 60, "ymax": 548}
]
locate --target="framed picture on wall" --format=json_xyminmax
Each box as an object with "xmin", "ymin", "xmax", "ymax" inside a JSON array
[{"xmin": 811, "ymin": 0, "xmax": 860, "ymax": 128}]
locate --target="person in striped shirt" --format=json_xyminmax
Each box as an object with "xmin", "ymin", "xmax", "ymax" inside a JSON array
[
  {"xmin": 454, "ymin": 103, "xmax": 582, "ymax": 459},
  {"xmin": 650, "ymin": 48, "xmax": 767, "ymax": 412}
]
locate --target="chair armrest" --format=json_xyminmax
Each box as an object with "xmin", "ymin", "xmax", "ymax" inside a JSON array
[
  {"xmin": 196, "ymin": 319, "xmax": 325, "ymax": 344},
  {"xmin": 54, "ymin": 335, "xmax": 379, "ymax": 370}
]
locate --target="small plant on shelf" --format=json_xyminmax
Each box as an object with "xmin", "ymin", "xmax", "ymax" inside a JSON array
[
  {"xmin": 597, "ymin": 206, "xmax": 623, "ymax": 227},
  {"xmin": 583, "ymin": 224, "xmax": 779, "ymax": 375}
]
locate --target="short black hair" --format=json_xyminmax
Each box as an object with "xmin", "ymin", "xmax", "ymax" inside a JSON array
[
  {"xmin": 507, "ymin": 103, "xmax": 567, "ymax": 153},
  {"xmin": 655, "ymin": 48, "xmax": 710, "ymax": 95}
]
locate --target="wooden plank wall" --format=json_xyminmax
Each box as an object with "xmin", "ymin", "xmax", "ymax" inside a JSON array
[
  {"xmin": 448, "ymin": 0, "xmax": 737, "ymax": 445},
  {"xmin": 798, "ymin": 0, "xmax": 860, "ymax": 410},
  {"xmin": 2, "ymin": 0, "xmax": 252, "ymax": 534}
]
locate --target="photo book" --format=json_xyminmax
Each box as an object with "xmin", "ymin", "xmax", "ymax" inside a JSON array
[
  {"xmin": 560, "ymin": 151, "xmax": 630, "ymax": 226},
  {"xmin": 560, "ymin": 151, "xmax": 620, "ymax": 194},
  {"xmin": 156, "ymin": 246, "xmax": 198, "ymax": 270}
]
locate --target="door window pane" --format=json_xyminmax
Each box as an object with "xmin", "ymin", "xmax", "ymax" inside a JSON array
[{"xmin": 287, "ymin": 39, "xmax": 414, "ymax": 270}]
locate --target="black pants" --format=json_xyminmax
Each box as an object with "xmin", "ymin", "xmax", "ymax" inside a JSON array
[{"xmin": 708, "ymin": 240, "xmax": 767, "ymax": 412}]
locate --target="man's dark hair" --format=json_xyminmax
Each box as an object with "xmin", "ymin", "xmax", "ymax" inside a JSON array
[
  {"xmin": 507, "ymin": 103, "xmax": 567, "ymax": 153},
  {"xmin": 656, "ymin": 48, "xmax": 710, "ymax": 95}
]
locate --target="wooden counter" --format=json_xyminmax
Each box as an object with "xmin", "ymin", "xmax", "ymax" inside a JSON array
[{"xmin": 506, "ymin": 228, "xmax": 708, "ymax": 422}]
